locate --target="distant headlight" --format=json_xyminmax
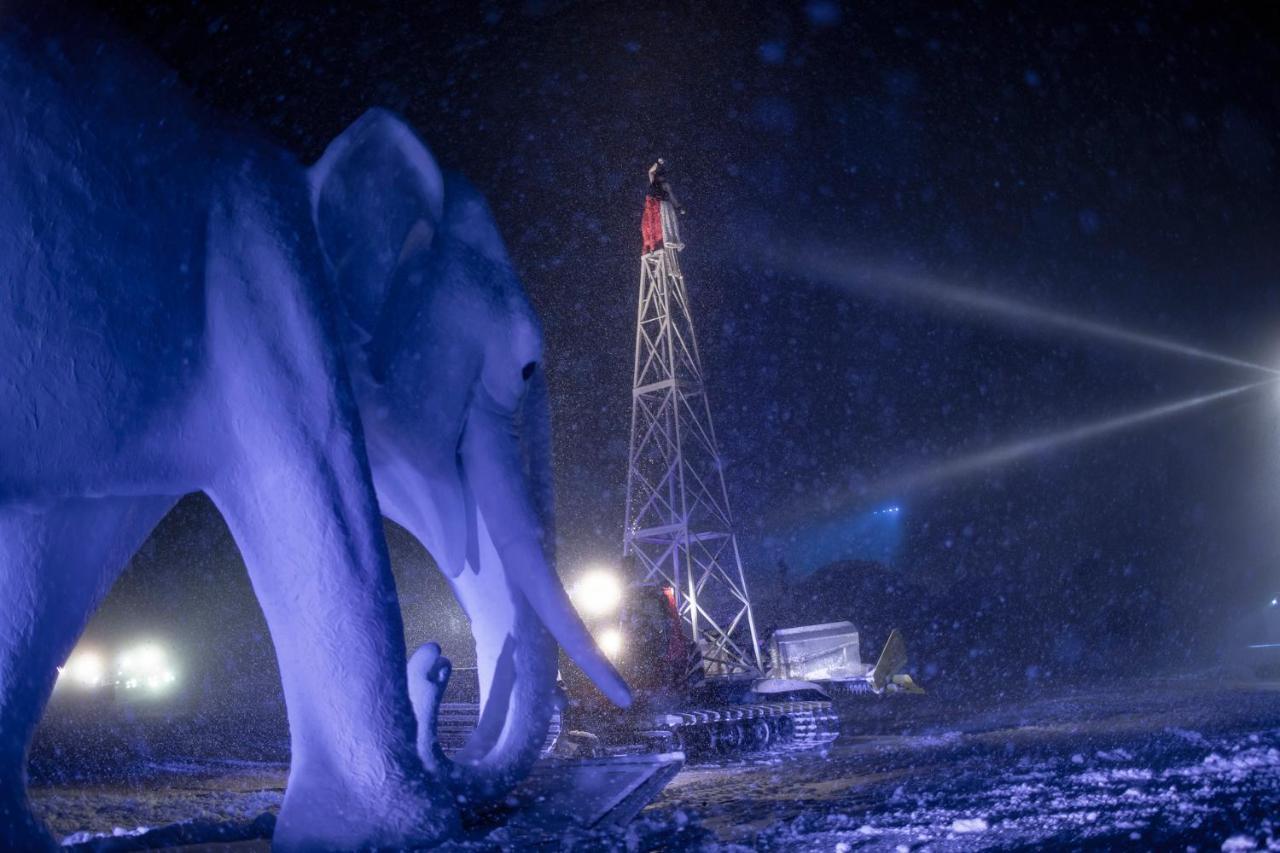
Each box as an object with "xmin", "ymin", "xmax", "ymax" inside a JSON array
[
  {"xmin": 118, "ymin": 642, "xmax": 177, "ymax": 692},
  {"xmin": 572, "ymin": 568, "xmax": 623, "ymax": 617},
  {"xmin": 59, "ymin": 650, "xmax": 105, "ymax": 689},
  {"xmin": 597, "ymin": 628, "xmax": 623, "ymax": 660}
]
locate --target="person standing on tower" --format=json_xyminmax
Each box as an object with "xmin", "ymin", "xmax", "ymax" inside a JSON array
[{"xmin": 642, "ymin": 158, "xmax": 685, "ymax": 253}]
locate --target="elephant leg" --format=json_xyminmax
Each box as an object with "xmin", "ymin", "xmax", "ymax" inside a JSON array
[
  {"xmin": 0, "ymin": 495, "xmax": 176, "ymax": 849},
  {"xmin": 208, "ymin": 445, "xmax": 457, "ymax": 850}
]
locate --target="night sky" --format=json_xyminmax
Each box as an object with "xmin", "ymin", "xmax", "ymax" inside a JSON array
[{"xmin": 67, "ymin": 1, "xmax": 1280, "ymax": 697}]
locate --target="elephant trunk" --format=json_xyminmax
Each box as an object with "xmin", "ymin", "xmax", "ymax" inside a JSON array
[{"xmin": 410, "ymin": 371, "xmax": 627, "ymax": 805}]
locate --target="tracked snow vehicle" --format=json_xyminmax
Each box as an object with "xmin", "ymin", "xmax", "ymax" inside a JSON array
[
  {"xmin": 552, "ymin": 581, "xmax": 917, "ymax": 762},
  {"xmin": 555, "ymin": 584, "xmax": 836, "ymax": 760}
]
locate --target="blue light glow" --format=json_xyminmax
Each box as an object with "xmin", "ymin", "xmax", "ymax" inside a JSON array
[{"xmin": 770, "ymin": 503, "xmax": 906, "ymax": 572}]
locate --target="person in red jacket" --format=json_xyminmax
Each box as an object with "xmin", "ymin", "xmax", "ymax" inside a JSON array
[{"xmin": 642, "ymin": 158, "xmax": 685, "ymax": 253}]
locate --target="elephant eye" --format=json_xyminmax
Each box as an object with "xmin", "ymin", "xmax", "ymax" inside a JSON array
[{"xmin": 522, "ymin": 361, "xmax": 537, "ymax": 381}]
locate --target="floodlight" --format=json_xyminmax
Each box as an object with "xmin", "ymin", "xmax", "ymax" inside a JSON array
[
  {"xmin": 597, "ymin": 628, "xmax": 623, "ymax": 659},
  {"xmin": 62, "ymin": 650, "xmax": 105, "ymax": 689},
  {"xmin": 572, "ymin": 568, "xmax": 623, "ymax": 617}
]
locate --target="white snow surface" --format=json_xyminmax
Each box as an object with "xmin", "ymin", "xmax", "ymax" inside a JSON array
[
  {"xmin": 29, "ymin": 676, "xmax": 1280, "ymax": 851},
  {"xmin": 653, "ymin": 676, "xmax": 1280, "ymax": 852}
]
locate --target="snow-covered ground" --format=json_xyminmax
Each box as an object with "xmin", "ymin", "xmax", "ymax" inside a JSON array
[
  {"xmin": 30, "ymin": 675, "xmax": 1280, "ymax": 850},
  {"xmin": 656, "ymin": 675, "xmax": 1280, "ymax": 850}
]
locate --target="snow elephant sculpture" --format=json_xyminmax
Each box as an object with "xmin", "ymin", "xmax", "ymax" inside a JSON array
[{"xmin": 0, "ymin": 13, "xmax": 628, "ymax": 851}]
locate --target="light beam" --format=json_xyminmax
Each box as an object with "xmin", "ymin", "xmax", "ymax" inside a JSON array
[
  {"xmin": 871, "ymin": 380, "xmax": 1275, "ymax": 498},
  {"xmin": 788, "ymin": 250, "xmax": 1280, "ymax": 376}
]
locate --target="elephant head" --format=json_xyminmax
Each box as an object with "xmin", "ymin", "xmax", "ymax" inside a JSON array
[{"xmin": 308, "ymin": 110, "xmax": 629, "ymax": 802}]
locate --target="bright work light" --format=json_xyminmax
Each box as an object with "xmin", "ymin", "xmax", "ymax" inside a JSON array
[
  {"xmin": 118, "ymin": 642, "xmax": 177, "ymax": 692},
  {"xmin": 571, "ymin": 568, "xmax": 623, "ymax": 617},
  {"xmin": 598, "ymin": 628, "xmax": 623, "ymax": 659},
  {"xmin": 60, "ymin": 650, "xmax": 105, "ymax": 689}
]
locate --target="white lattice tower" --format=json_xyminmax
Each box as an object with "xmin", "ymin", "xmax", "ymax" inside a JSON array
[{"xmin": 622, "ymin": 241, "xmax": 763, "ymax": 677}]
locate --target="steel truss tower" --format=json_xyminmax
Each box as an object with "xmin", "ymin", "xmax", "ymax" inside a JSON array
[{"xmin": 623, "ymin": 239, "xmax": 763, "ymax": 677}]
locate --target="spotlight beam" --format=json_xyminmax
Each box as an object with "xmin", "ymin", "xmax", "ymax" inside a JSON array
[
  {"xmin": 794, "ymin": 252, "xmax": 1280, "ymax": 376},
  {"xmin": 871, "ymin": 380, "xmax": 1275, "ymax": 498}
]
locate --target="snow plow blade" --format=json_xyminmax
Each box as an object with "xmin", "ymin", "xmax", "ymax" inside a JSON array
[
  {"xmin": 505, "ymin": 752, "xmax": 684, "ymax": 830},
  {"xmin": 871, "ymin": 629, "xmax": 913, "ymax": 693}
]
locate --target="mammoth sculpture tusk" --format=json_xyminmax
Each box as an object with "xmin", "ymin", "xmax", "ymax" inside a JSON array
[{"xmin": 460, "ymin": 396, "xmax": 632, "ymax": 710}]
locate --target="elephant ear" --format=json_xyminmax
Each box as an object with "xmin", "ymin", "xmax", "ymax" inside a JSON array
[{"xmin": 309, "ymin": 108, "xmax": 445, "ymax": 339}]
